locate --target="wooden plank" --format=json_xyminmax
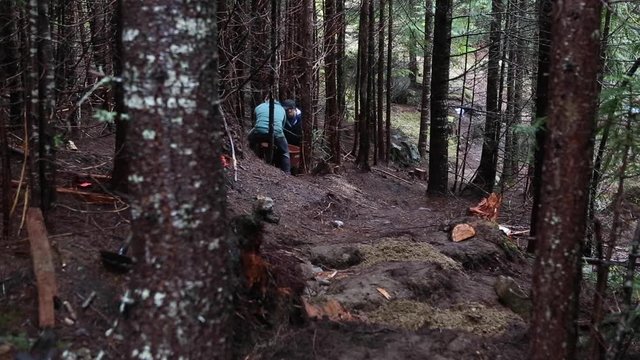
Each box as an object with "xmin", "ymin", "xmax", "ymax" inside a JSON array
[{"xmin": 26, "ymin": 208, "xmax": 58, "ymax": 328}]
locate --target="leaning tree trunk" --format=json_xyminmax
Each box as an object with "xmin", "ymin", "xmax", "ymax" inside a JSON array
[
  {"xmin": 122, "ymin": 1, "xmax": 230, "ymax": 357},
  {"xmin": 530, "ymin": 0, "xmax": 603, "ymax": 358},
  {"xmin": 470, "ymin": 0, "xmax": 502, "ymax": 194},
  {"xmin": 427, "ymin": 0, "xmax": 452, "ymax": 194},
  {"xmin": 417, "ymin": 0, "xmax": 433, "ymax": 158}
]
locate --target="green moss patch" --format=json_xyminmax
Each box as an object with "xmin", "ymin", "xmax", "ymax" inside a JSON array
[
  {"xmin": 358, "ymin": 237, "xmax": 462, "ymax": 271},
  {"xmin": 366, "ymin": 300, "xmax": 520, "ymax": 335}
]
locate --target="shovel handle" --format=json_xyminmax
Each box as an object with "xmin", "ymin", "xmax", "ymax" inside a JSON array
[{"xmin": 117, "ymin": 234, "xmax": 132, "ymax": 255}]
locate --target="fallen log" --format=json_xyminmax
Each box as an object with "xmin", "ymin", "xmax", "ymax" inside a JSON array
[{"xmin": 26, "ymin": 208, "xmax": 58, "ymax": 328}]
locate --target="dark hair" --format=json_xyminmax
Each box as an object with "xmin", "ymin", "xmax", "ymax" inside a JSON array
[{"xmin": 282, "ymin": 99, "xmax": 296, "ymax": 110}]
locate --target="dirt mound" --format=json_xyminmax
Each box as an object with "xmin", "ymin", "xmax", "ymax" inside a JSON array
[{"xmin": 357, "ymin": 236, "xmax": 462, "ymax": 271}]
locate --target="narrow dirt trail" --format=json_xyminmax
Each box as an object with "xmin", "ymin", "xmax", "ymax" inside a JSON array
[{"xmin": 228, "ymin": 156, "xmax": 532, "ymax": 359}]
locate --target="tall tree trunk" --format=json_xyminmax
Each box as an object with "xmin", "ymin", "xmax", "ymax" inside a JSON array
[
  {"xmin": 336, "ymin": 0, "xmax": 346, "ymax": 154},
  {"xmin": 32, "ymin": 0, "xmax": 56, "ymax": 211},
  {"xmin": 300, "ymin": 0, "xmax": 315, "ymax": 171},
  {"xmin": 110, "ymin": 0, "xmax": 128, "ymax": 193},
  {"xmin": 427, "ymin": 0, "xmax": 452, "ymax": 194},
  {"xmin": 510, "ymin": 0, "xmax": 525, "ymax": 181},
  {"xmin": 452, "ymin": 10, "xmax": 471, "ymax": 192},
  {"xmin": 527, "ymin": 0, "xmax": 552, "ymax": 253},
  {"xmin": 530, "ymin": 0, "xmax": 602, "ymax": 358},
  {"xmin": 470, "ymin": 0, "xmax": 502, "ymax": 194},
  {"xmin": 0, "ymin": 102, "xmax": 9, "ymax": 240},
  {"xmin": 407, "ymin": 0, "xmax": 417, "ymax": 87},
  {"xmin": 385, "ymin": 0, "xmax": 392, "ymax": 162},
  {"xmin": 324, "ymin": 0, "xmax": 340, "ymax": 163},
  {"xmin": 53, "ymin": 0, "xmax": 74, "ymax": 107},
  {"xmin": 356, "ymin": 0, "xmax": 371, "ymax": 170},
  {"xmin": 417, "ymin": 0, "xmax": 433, "ymax": 158},
  {"xmin": 123, "ymin": 1, "xmax": 230, "ymax": 357},
  {"xmin": 368, "ymin": 0, "xmax": 376, "ymax": 165},
  {"xmin": 1, "ymin": 0, "xmax": 22, "ymax": 127},
  {"xmin": 0, "ymin": 1, "xmax": 19, "ymax": 240},
  {"xmin": 376, "ymin": 0, "xmax": 385, "ymax": 161},
  {"xmin": 501, "ymin": 0, "xmax": 516, "ymax": 189},
  {"xmin": 0, "ymin": 0, "xmax": 12, "ymax": 237},
  {"xmin": 586, "ymin": 8, "xmax": 618, "ymax": 256}
]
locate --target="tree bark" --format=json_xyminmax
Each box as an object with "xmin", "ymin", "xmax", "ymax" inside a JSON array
[
  {"xmin": 324, "ymin": 0, "xmax": 340, "ymax": 163},
  {"xmin": 355, "ymin": 0, "xmax": 371, "ymax": 170},
  {"xmin": 385, "ymin": 0, "xmax": 392, "ymax": 162},
  {"xmin": 530, "ymin": 0, "xmax": 602, "ymax": 358},
  {"xmin": 376, "ymin": 0, "xmax": 385, "ymax": 161},
  {"xmin": 427, "ymin": 0, "xmax": 452, "ymax": 194},
  {"xmin": 336, "ymin": 0, "xmax": 346, "ymax": 159},
  {"xmin": 417, "ymin": 0, "xmax": 433, "ymax": 158},
  {"xmin": 407, "ymin": 0, "xmax": 417, "ymax": 87},
  {"xmin": 300, "ymin": 0, "xmax": 315, "ymax": 171},
  {"xmin": 527, "ymin": 0, "xmax": 552, "ymax": 253},
  {"xmin": 32, "ymin": 0, "xmax": 56, "ymax": 211},
  {"xmin": 110, "ymin": 0, "xmax": 128, "ymax": 193},
  {"xmin": 470, "ymin": 0, "xmax": 502, "ymax": 194},
  {"xmin": 122, "ymin": 1, "xmax": 230, "ymax": 357}
]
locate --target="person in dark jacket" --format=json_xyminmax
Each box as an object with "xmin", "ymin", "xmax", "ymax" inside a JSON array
[{"xmin": 282, "ymin": 99, "xmax": 302, "ymax": 147}]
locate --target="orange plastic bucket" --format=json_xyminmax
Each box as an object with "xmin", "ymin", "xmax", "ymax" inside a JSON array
[{"xmin": 288, "ymin": 144, "xmax": 301, "ymax": 168}]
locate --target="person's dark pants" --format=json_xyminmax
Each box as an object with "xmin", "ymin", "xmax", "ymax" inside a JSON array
[{"xmin": 248, "ymin": 132, "xmax": 291, "ymax": 174}]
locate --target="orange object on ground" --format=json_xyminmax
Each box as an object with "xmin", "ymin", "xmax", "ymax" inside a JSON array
[
  {"xmin": 469, "ymin": 192, "xmax": 502, "ymax": 221},
  {"xmin": 288, "ymin": 144, "xmax": 301, "ymax": 169}
]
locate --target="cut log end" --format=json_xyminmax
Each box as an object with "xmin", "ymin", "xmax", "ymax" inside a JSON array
[{"xmin": 452, "ymin": 223, "xmax": 476, "ymax": 242}]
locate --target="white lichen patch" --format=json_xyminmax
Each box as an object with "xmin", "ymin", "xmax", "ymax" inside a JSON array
[
  {"xmin": 208, "ymin": 238, "xmax": 220, "ymax": 251},
  {"xmin": 142, "ymin": 129, "xmax": 156, "ymax": 140},
  {"xmin": 169, "ymin": 43, "xmax": 194, "ymax": 55},
  {"xmin": 128, "ymin": 174, "xmax": 144, "ymax": 184},
  {"xmin": 171, "ymin": 203, "xmax": 202, "ymax": 230},
  {"xmin": 132, "ymin": 344, "xmax": 153, "ymax": 360},
  {"xmin": 175, "ymin": 18, "xmax": 208, "ymax": 37},
  {"xmin": 126, "ymin": 93, "xmax": 145, "ymax": 110},
  {"xmin": 154, "ymin": 292, "xmax": 166, "ymax": 307},
  {"xmin": 123, "ymin": 28, "xmax": 140, "ymax": 42}
]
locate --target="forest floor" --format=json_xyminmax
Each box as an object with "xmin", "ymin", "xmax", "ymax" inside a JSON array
[{"xmin": 0, "ymin": 110, "xmax": 559, "ymax": 359}]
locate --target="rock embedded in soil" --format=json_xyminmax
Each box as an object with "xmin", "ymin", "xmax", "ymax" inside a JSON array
[
  {"xmin": 308, "ymin": 244, "xmax": 364, "ymax": 269},
  {"xmin": 494, "ymin": 275, "xmax": 531, "ymax": 319}
]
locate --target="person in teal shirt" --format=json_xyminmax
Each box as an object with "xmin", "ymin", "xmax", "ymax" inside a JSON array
[{"xmin": 248, "ymin": 99, "xmax": 291, "ymax": 174}]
